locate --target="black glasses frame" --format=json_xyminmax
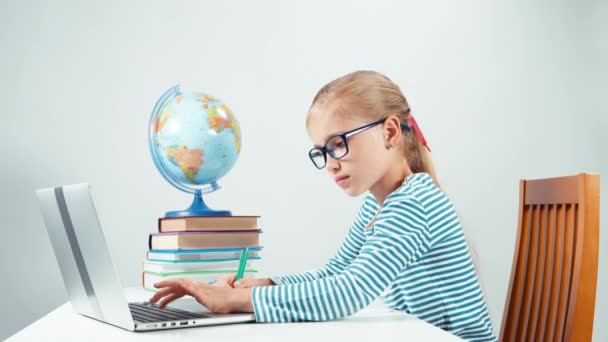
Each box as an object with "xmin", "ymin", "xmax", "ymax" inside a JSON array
[{"xmin": 308, "ymin": 117, "xmax": 411, "ymax": 169}]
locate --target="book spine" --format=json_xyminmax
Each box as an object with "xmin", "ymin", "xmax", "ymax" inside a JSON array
[
  {"xmin": 148, "ymin": 233, "xmax": 152, "ymax": 250},
  {"xmin": 150, "ymin": 230, "xmax": 262, "ymax": 236},
  {"xmin": 157, "ymin": 218, "xmax": 162, "ymax": 232}
]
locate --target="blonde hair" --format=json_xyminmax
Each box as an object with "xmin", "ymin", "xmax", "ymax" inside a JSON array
[{"xmin": 307, "ymin": 70, "xmax": 440, "ymax": 188}]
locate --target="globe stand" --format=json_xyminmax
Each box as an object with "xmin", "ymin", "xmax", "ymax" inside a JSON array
[{"xmin": 165, "ymin": 189, "xmax": 231, "ymax": 218}]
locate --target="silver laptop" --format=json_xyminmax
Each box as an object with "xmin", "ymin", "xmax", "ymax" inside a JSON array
[{"xmin": 35, "ymin": 183, "xmax": 256, "ymax": 332}]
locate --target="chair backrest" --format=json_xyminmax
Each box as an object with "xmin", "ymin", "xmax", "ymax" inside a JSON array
[{"xmin": 500, "ymin": 173, "xmax": 600, "ymax": 342}]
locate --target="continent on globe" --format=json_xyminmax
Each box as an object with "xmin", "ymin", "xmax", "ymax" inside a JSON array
[
  {"xmin": 155, "ymin": 104, "xmax": 172, "ymax": 133},
  {"xmin": 166, "ymin": 145, "xmax": 204, "ymax": 182},
  {"xmin": 201, "ymin": 95, "xmax": 217, "ymax": 109},
  {"xmin": 207, "ymin": 104, "xmax": 241, "ymax": 154}
]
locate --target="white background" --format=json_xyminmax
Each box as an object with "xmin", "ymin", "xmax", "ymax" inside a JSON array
[{"xmin": 1, "ymin": 0, "xmax": 606, "ymax": 340}]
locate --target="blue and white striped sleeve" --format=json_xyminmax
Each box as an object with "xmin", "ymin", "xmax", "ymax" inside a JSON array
[
  {"xmin": 251, "ymin": 196, "xmax": 432, "ymax": 322},
  {"xmin": 268, "ymin": 196, "xmax": 375, "ymax": 286}
]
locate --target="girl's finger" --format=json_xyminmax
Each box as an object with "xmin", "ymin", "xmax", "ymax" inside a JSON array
[
  {"xmin": 158, "ymin": 293, "xmax": 180, "ymax": 309},
  {"xmin": 216, "ymin": 274, "xmax": 238, "ymax": 287},
  {"xmin": 234, "ymin": 277, "xmax": 255, "ymax": 288},
  {"xmin": 154, "ymin": 279, "xmax": 179, "ymax": 288},
  {"xmin": 149, "ymin": 286, "xmax": 175, "ymax": 303},
  {"xmin": 213, "ymin": 279, "xmax": 231, "ymax": 288}
]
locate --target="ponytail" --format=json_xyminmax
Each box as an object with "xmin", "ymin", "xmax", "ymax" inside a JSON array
[{"xmin": 402, "ymin": 111, "xmax": 440, "ymax": 188}]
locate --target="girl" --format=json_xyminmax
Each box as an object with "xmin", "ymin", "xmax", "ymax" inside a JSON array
[{"xmin": 149, "ymin": 70, "xmax": 497, "ymax": 341}]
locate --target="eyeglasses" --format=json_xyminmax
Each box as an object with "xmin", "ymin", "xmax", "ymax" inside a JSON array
[{"xmin": 308, "ymin": 117, "xmax": 412, "ymax": 169}]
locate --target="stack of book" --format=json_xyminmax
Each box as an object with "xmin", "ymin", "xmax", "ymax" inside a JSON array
[{"xmin": 143, "ymin": 215, "xmax": 262, "ymax": 292}]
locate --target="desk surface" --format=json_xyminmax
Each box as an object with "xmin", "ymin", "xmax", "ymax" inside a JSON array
[{"xmin": 8, "ymin": 287, "xmax": 462, "ymax": 341}]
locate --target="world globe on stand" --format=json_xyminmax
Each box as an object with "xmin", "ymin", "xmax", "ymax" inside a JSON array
[{"xmin": 148, "ymin": 85, "xmax": 241, "ymax": 217}]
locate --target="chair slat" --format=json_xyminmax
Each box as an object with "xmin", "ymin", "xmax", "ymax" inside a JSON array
[
  {"xmin": 535, "ymin": 204, "xmax": 556, "ymax": 342},
  {"xmin": 529, "ymin": 204, "xmax": 549, "ymax": 341},
  {"xmin": 546, "ymin": 203, "xmax": 566, "ymax": 342},
  {"xmin": 518, "ymin": 204, "xmax": 540, "ymax": 341},
  {"xmin": 555, "ymin": 204, "xmax": 576, "ymax": 342}
]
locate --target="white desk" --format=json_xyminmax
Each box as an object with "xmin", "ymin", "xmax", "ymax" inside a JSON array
[{"xmin": 8, "ymin": 287, "xmax": 462, "ymax": 341}]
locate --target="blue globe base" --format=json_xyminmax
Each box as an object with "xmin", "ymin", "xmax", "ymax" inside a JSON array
[{"xmin": 164, "ymin": 189, "xmax": 232, "ymax": 218}]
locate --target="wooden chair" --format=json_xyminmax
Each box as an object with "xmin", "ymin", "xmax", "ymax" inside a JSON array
[{"xmin": 500, "ymin": 173, "xmax": 600, "ymax": 342}]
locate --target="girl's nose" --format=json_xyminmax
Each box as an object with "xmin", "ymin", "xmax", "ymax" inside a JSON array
[{"xmin": 326, "ymin": 156, "xmax": 341, "ymax": 172}]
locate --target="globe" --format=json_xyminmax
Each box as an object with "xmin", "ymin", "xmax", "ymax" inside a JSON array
[{"xmin": 148, "ymin": 85, "xmax": 241, "ymax": 217}]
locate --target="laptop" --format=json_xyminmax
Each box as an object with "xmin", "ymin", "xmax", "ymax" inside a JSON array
[{"xmin": 35, "ymin": 183, "xmax": 256, "ymax": 332}]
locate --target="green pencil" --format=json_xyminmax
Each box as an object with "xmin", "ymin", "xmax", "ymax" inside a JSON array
[{"xmin": 235, "ymin": 246, "xmax": 249, "ymax": 282}]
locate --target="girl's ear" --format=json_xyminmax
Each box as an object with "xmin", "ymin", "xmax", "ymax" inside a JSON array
[{"xmin": 383, "ymin": 115, "xmax": 402, "ymax": 148}]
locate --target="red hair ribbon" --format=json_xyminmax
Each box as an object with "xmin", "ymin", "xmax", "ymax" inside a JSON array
[{"xmin": 408, "ymin": 115, "xmax": 431, "ymax": 152}]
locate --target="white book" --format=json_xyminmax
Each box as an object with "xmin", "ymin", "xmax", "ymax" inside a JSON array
[
  {"xmin": 143, "ymin": 259, "xmax": 258, "ymax": 273},
  {"xmin": 147, "ymin": 248, "xmax": 262, "ymax": 262}
]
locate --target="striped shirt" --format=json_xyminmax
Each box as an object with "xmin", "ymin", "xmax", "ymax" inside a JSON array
[{"xmin": 251, "ymin": 172, "xmax": 497, "ymax": 341}]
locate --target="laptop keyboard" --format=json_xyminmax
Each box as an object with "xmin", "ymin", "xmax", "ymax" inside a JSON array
[{"xmin": 129, "ymin": 302, "xmax": 209, "ymax": 323}]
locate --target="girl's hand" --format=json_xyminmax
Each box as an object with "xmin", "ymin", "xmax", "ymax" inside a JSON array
[
  {"xmin": 149, "ymin": 277, "xmax": 253, "ymax": 314},
  {"xmin": 214, "ymin": 274, "xmax": 276, "ymax": 288}
]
